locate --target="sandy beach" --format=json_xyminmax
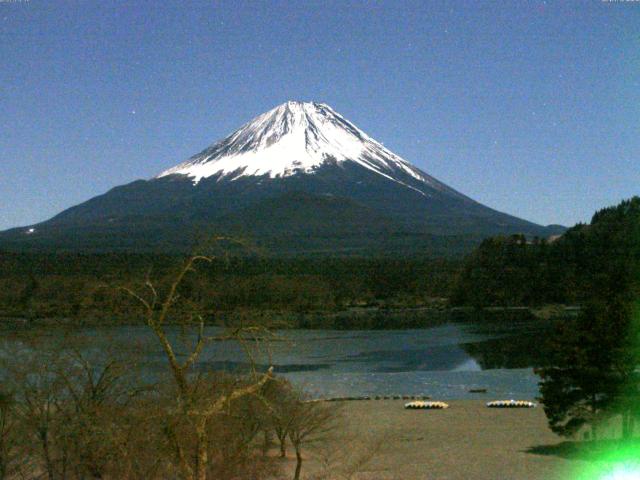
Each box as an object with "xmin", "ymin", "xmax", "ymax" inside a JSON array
[{"xmin": 294, "ymin": 399, "xmax": 580, "ymax": 480}]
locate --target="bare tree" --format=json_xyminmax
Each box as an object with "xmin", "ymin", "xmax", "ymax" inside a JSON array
[
  {"xmin": 0, "ymin": 389, "xmax": 24, "ymax": 480},
  {"xmin": 55, "ymin": 343, "xmax": 143, "ymax": 479},
  {"xmin": 122, "ymin": 254, "xmax": 275, "ymax": 480},
  {"xmin": 260, "ymin": 377, "xmax": 297, "ymax": 458},
  {"xmin": 10, "ymin": 347, "xmax": 68, "ymax": 480},
  {"xmin": 108, "ymin": 394, "xmax": 167, "ymax": 479},
  {"xmin": 287, "ymin": 395, "xmax": 340, "ymax": 480},
  {"xmin": 310, "ymin": 434, "xmax": 385, "ymax": 480},
  {"xmin": 3, "ymin": 332, "xmax": 150, "ymax": 480}
]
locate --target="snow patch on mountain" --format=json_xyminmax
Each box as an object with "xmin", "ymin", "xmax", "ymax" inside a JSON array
[{"xmin": 157, "ymin": 101, "xmax": 443, "ymax": 195}]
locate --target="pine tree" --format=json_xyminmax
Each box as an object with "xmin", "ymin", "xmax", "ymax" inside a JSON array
[
  {"xmin": 536, "ymin": 299, "xmax": 627, "ymax": 438},
  {"xmin": 536, "ymin": 197, "xmax": 640, "ymax": 440}
]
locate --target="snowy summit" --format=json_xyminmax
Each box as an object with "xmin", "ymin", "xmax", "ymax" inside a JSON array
[{"xmin": 157, "ymin": 101, "xmax": 437, "ymax": 193}]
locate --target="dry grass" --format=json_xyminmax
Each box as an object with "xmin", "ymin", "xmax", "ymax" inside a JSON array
[{"xmin": 281, "ymin": 400, "xmax": 580, "ymax": 480}]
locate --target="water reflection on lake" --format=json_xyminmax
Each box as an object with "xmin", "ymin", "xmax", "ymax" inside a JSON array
[{"xmin": 58, "ymin": 318, "xmax": 554, "ymax": 400}]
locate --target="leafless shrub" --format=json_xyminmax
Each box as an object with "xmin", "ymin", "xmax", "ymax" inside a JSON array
[
  {"xmin": 309, "ymin": 434, "xmax": 385, "ymax": 480},
  {"xmin": 0, "ymin": 388, "xmax": 25, "ymax": 479},
  {"xmin": 287, "ymin": 395, "xmax": 341, "ymax": 480},
  {"xmin": 2, "ymin": 334, "xmax": 149, "ymax": 479}
]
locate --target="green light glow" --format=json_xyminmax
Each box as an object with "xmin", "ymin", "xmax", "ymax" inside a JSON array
[
  {"xmin": 564, "ymin": 436, "xmax": 640, "ymax": 479},
  {"xmin": 564, "ymin": 441, "xmax": 640, "ymax": 480},
  {"xmin": 600, "ymin": 464, "xmax": 640, "ymax": 480},
  {"xmin": 558, "ymin": 298, "xmax": 640, "ymax": 480}
]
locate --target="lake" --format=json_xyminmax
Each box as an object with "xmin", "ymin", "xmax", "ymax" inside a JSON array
[{"xmin": 52, "ymin": 316, "xmax": 554, "ymax": 400}]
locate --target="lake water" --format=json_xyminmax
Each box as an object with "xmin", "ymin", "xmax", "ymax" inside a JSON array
[{"xmin": 64, "ymin": 317, "xmax": 552, "ymax": 400}]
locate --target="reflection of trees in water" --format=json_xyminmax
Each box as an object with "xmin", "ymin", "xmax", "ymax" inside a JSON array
[
  {"xmin": 461, "ymin": 331, "xmax": 554, "ymax": 370},
  {"xmin": 456, "ymin": 311, "xmax": 561, "ymax": 370},
  {"xmin": 338, "ymin": 344, "xmax": 472, "ymax": 372}
]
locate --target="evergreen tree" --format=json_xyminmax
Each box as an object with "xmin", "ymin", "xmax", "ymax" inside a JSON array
[
  {"xmin": 536, "ymin": 299, "xmax": 628, "ymax": 438},
  {"xmin": 536, "ymin": 197, "xmax": 640, "ymax": 439}
]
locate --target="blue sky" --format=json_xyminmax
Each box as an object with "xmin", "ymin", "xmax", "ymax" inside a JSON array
[{"xmin": 1, "ymin": 0, "xmax": 638, "ymax": 230}]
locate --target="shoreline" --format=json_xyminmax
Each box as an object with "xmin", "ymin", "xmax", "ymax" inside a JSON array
[{"xmin": 0, "ymin": 304, "xmax": 578, "ymax": 329}]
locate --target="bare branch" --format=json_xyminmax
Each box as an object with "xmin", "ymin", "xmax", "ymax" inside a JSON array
[
  {"xmin": 181, "ymin": 316, "xmax": 207, "ymax": 372},
  {"xmin": 118, "ymin": 286, "xmax": 153, "ymax": 317},
  {"xmin": 157, "ymin": 256, "xmax": 212, "ymax": 326},
  {"xmin": 200, "ymin": 367, "xmax": 274, "ymax": 418},
  {"xmin": 144, "ymin": 271, "xmax": 158, "ymax": 311}
]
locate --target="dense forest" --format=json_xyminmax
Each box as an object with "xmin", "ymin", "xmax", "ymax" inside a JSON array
[
  {"xmin": 0, "ymin": 253, "xmax": 458, "ymax": 326},
  {"xmin": 453, "ymin": 196, "xmax": 640, "ymax": 308}
]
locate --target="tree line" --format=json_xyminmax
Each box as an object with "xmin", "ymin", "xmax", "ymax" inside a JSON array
[
  {"xmin": 445, "ymin": 197, "xmax": 640, "ymax": 442},
  {"xmin": 0, "ymin": 254, "xmax": 458, "ymax": 326},
  {"xmin": 452, "ymin": 198, "xmax": 640, "ymax": 308}
]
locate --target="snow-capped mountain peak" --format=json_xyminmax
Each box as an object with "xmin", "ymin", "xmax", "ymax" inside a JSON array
[
  {"xmin": 1, "ymin": 101, "xmax": 559, "ymax": 255},
  {"xmin": 156, "ymin": 101, "xmax": 437, "ymax": 192}
]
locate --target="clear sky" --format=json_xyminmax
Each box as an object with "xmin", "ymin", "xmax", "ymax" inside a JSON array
[{"xmin": 1, "ymin": 0, "xmax": 638, "ymax": 230}]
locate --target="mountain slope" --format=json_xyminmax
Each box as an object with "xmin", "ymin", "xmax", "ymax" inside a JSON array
[{"xmin": 0, "ymin": 101, "xmax": 562, "ymax": 256}]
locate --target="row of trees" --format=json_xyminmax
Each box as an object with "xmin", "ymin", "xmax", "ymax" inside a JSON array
[{"xmin": 0, "ymin": 256, "xmax": 345, "ymax": 480}]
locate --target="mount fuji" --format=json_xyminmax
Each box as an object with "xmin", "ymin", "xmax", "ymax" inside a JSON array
[{"xmin": 0, "ymin": 101, "xmax": 563, "ymax": 255}]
